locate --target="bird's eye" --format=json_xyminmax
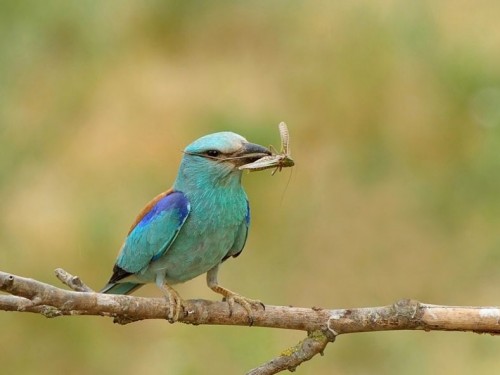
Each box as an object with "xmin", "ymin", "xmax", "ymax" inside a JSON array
[{"xmin": 206, "ymin": 150, "xmax": 221, "ymax": 158}]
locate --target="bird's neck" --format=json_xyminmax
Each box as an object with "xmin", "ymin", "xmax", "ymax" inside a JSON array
[
  {"xmin": 173, "ymin": 160, "xmax": 248, "ymax": 226},
  {"xmin": 173, "ymin": 158, "xmax": 245, "ymax": 198}
]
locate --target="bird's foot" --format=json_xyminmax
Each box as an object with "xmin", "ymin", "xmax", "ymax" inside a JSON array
[
  {"xmin": 159, "ymin": 283, "xmax": 185, "ymax": 323},
  {"xmin": 212, "ymin": 285, "xmax": 265, "ymax": 325}
]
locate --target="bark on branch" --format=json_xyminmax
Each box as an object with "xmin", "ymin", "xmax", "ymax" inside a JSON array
[{"xmin": 1, "ymin": 269, "xmax": 500, "ymax": 374}]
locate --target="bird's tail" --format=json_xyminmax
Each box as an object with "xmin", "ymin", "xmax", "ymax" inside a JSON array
[{"xmin": 100, "ymin": 282, "xmax": 143, "ymax": 295}]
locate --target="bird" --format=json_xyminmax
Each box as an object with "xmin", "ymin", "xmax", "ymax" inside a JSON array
[{"xmin": 101, "ymin": 131, "xmax": 271, "ymax": 322}]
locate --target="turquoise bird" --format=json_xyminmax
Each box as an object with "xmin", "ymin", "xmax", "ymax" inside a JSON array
[{"xmin": 101, "ymin": 132, "xmax": 271, "ymax": 322}]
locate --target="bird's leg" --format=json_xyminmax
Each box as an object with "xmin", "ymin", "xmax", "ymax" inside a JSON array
[
  {"xmin": 156, "ymin": 274, "xmax": 184, "ymax": 322},
  {"xmin": 206, "ymin": 265, "xmax": 264, "ymax": 325}
]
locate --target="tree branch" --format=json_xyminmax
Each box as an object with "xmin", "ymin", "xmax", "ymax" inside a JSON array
[{"xmin": 2, "ymin": 269, "xmax": 500, "ymax": 374}]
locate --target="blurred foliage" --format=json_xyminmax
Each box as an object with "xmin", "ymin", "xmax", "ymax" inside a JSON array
[{"xmin": 1, "ymin": 1, "xmax": 500, "ymax": 374}]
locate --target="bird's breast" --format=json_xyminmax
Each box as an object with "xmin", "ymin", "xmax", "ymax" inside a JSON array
[{"xmin": 145, "ymin": 188, "xmax": 248, "ymax": 283}]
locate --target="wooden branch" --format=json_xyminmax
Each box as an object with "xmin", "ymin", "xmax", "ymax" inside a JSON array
[{"xmin": 2, "ymin": 269, "xmax": 500, "ymax": 374}]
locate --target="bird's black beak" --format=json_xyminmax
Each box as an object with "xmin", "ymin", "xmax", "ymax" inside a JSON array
[{"xmin": 232, "ymin": 142, "xmax": 271, "ymax": 166}]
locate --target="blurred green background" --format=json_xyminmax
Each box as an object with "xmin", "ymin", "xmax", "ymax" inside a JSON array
[{"xmin": 1, "ymin": 1, "xmax": 500, "ymax": 374}]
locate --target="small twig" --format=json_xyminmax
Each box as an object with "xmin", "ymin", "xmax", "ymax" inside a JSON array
[
  {"xmin": 0, "ymin": 294, "xmax": 37, "ymax": 312},
  {"xmin": 55, "ymin": 268, "xmax": 94, "ymax": 292},
  {"xmin": 247, "ymin": 331, "xmax": 333, "ymax": 375}
]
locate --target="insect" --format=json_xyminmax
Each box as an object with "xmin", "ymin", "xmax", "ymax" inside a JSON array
[{"xmin": 239, "ymin": 122, "xmax": 295, "ymax": 175}]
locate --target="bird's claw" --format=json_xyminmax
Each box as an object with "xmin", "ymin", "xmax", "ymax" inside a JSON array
[
  {"xmin": 207, "ymin": 268, "xmax": 264, "ymax": 325},
  {"xmin": 160, "ymin": 285, "xmax": 185, "ymax": 323},
  {"xmin": 223, "ymin": 292, "xmax": 265, "ymax": 325},
  {"xmin": 167, "ymin": 295, "xmax": 184, "ymax": 323}
]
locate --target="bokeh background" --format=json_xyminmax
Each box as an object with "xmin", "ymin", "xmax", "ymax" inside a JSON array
[{"xmin": 2, "ymin": 1, "xmax": 500, "ymax": 374}]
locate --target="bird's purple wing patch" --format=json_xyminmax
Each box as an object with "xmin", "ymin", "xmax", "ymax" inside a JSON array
[
  {"xmin": 134, "ymin": 191, "xmax": 190, "ymax": 231},
  {"xmin": 115, "ymin": 190, "xmax": 190, "ymax": 275}
]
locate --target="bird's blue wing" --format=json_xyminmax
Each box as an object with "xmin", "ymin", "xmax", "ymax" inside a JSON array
[
  {"xmin": 113, "ymin": 189, "xmax": 190, "ymax": 277},
  {"xmin": 224, "ymin": 199, "xmax": 250, "ymax": 260}
]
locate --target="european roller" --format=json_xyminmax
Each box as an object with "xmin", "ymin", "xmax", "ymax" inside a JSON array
[{"xmin": 101, "ymin": 132, "xmax": 271, "ymax": 322}]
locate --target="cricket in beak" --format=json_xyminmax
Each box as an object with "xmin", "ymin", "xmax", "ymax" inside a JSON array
[{"xmin": 239, "ymin": 122, "xmax": 295, "ymax": 175}]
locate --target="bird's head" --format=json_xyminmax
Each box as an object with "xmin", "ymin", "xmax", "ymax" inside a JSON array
[{"xmin": 175, "ymin": 132, "xmax": 271, "ymax": 188}]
